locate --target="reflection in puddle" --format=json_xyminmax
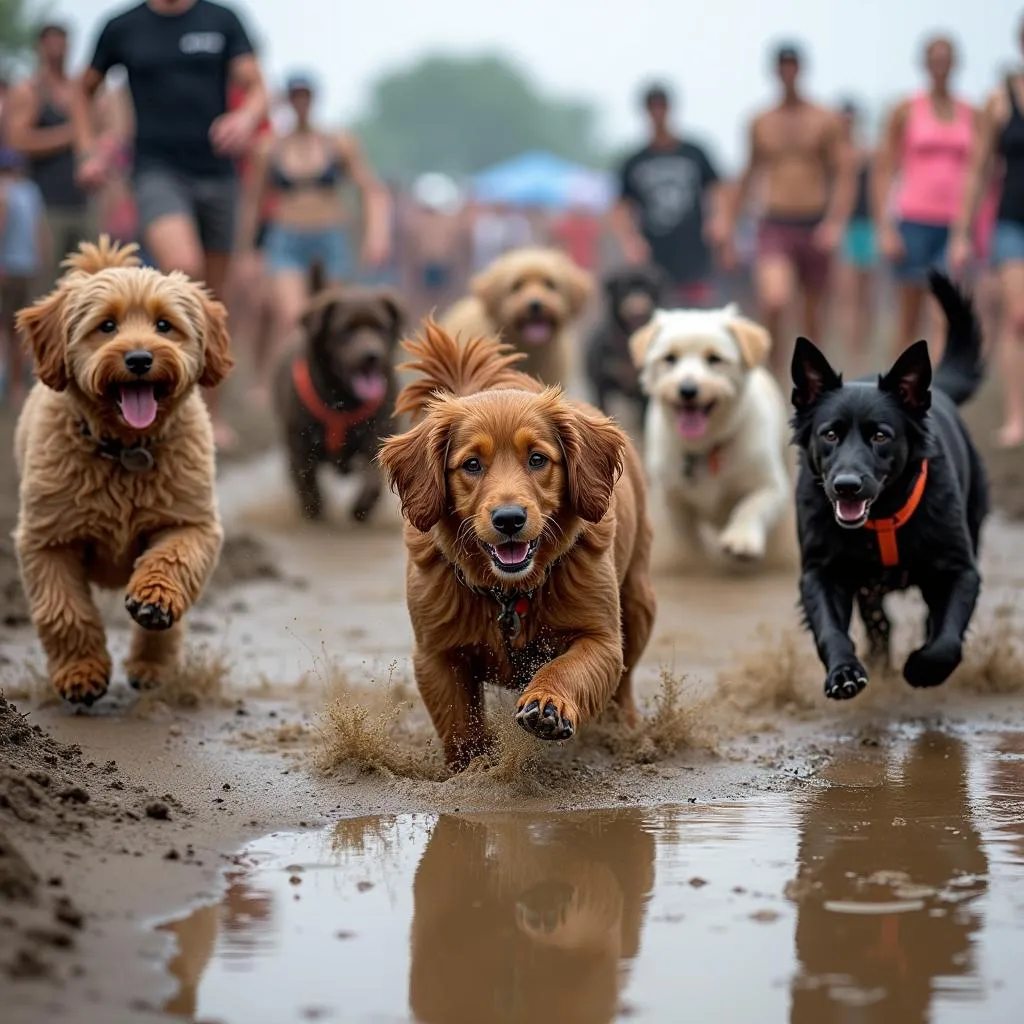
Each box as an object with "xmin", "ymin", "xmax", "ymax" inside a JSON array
[{"xmin": 161, "ymin": 732, "xmax": 1024, "ymax": 1023}]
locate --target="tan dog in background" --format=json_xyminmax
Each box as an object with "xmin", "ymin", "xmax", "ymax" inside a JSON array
[
  {"xmin": 378, "ymin": 322, "xmax": 654, "ymax": 769},
  {"xmin": 14, "ymin": 237, "xmax": 233, "ymax": 705},
  {"xmin": 631, "ymin": 304, "xmax": 796, "ymax": 571},
  {"xmin": 441, "ymin": 247, "xmax": 594, "ymax": 388}
]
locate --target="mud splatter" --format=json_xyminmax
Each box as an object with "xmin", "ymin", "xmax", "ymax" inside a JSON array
[{"xmin": 132, "ymin": 645, "xmax": 232, "ymax": 715}]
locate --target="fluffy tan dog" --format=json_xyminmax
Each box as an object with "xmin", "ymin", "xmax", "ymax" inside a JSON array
[
  {"xmin": 378, "ymin": 322, "xmax": 654, "ymax": 770},
  {"xmin": 13, "ymin": 237, "xmax": 233, "ymax": 705},
  {"xmin": 441, "ymin": 247, "xmax": 594, "ymax": 387}
]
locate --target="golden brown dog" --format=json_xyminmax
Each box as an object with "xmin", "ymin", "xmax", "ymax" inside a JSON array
[
  {"xmin": 13, "ymin": 237, "xmax": 233, "ymax": 705},
  {"xmin": 441, "ymin": 247, "xmax": 594, "ymax": 388},
  {"xmin": 377, "ymin": 322, "xmax": 655, "ymax": 769}
]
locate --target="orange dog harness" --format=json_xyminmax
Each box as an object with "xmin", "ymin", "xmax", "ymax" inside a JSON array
[
  {"xmin": 291, "ymin": 357, "xmax": 384, "ymax": 457},
  {"xmin": 864, "ymin": 460, "xmax": 929, "ymax": 567}
]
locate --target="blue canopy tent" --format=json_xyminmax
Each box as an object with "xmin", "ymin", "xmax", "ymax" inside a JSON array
[{"xmin": 470, "ymin": 150, "xmax": 614, "ymax": 212}]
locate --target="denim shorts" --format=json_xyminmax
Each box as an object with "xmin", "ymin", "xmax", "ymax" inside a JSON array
[
  {"xmin": 894, "ymin": 221, "xmax": 948, "ymax": 283},
  {"xmin": 264, "ymin": 224, "xmax": 352, "ymax": 281},
  {"xmin": 991, "ymin": 220, "xmax": 1024, "ymax": 268}
]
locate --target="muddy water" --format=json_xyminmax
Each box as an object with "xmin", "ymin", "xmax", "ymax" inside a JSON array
[{"xmin": 159, "ymin": 730, "xmax": 1024, "ymax": 1024}]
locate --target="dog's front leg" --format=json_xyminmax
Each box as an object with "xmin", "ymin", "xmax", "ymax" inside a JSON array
[
  {"xmin": 288, "ymin": 442, "xmax": 324, "ymax": 520},
  {"xmin": 413, "ymin": 646, "xmax": 487, "ymax": 771},
  {"xmin": 125, "ymin": 522, "xmax": 224, "ymax": 632},
  {"xmin": 904, "ymin": 567, "xmax": 981, "ymax": 689},
  {"xmin": 718, "ymin": 483, "xmax": 787, "ymax": 562},
  {"xmin": 15, "ymin": 542, "xmax": 111, "ymax": 704},
  {"xmin": 799, "ymin": 568, "xmax": 867, "ymax": 699},
  {"xmin": 351, "ymin": 462, "xmax": 383, "ymax": 523},
  {"xmin": 515, "ymin": 632, "xmax": 623, "ymax": 741}
]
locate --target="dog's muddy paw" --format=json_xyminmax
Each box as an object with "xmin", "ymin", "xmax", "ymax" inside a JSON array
[
  {"xmin": 125, "ymin": 595, "xmax": 175, "ymax": 631},
  {"xmin": 718, "ymin": 522, "xmax": 765, "ymax": 562},
  {"xmin": 125, "ymin": 661, "xmax": 166, "ymax": 692},
  {"xmin": 903, "ymin": 640, "xmax": 962, "ymax": 689},
  {"xmin": 515, "ymin": 694, "xmax": 577, "ymax": 741},
  {"xmin": 53, "ymin": 660, "xmax": 110, "ymax": 706},
  {"xmin": 824, "ymin": 661, "xmax": 868, "ymax": 700}
]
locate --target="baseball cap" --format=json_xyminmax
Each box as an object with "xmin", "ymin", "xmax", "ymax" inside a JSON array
[{"xmin": 285, "ymin": 72, "xmax": 315, "ymax": 94}]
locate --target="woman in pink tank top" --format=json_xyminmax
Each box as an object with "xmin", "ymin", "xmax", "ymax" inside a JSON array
[{"xmin": 874, "ymin": 36, "xmax": 977, "ymax": 358}]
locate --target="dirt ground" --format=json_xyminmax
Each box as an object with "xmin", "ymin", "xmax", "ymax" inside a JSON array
[{"xmin": 2, "ymin": 362, "xmax": 1024, "ymax": 1022}]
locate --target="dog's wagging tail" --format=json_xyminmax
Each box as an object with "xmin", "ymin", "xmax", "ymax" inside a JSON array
[{"xmin": 789, "ymin": 269, "xmax": 988, "ymax": 701}]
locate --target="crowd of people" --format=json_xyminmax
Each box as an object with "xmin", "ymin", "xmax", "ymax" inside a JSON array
[{"xmin": 0, "ymin": 0, "xmax": 1021, "ymax": 452}]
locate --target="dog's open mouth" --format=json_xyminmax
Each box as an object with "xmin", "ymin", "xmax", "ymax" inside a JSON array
[
  {"xmin": 676, "ymin": 401, "xmax": 717, "ymax": 440},
  {"xmin": 351, "ymin": 371, "xmax": 388, "ymax": 404},
  {"xmin": 113, "ymin": 382, "xmax": 168, "ymax": 430},
  {"xmin": 832, "ymin": 498, "xmax": 872, "ymax": 528},
  {"xmin": 482, "ymin": 538, "xmax": 540, "ymax": 573},
  {"xmin": 518, "ymin": 314, "xmax": 557, "ymax": 346}
]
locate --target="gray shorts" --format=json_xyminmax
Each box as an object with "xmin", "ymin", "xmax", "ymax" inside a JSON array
[{"xmin": 134, "ymin": 167, "xmax": 237, "ymax": 254}]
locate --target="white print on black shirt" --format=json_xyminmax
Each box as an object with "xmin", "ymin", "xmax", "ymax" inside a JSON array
[
  {"xmin": 629, "ymin": 156, "xmax": 702, "ymax": 235},
  {"xmin": 179, "ymin": 32, "xmax": 225, "ymax": 55}
]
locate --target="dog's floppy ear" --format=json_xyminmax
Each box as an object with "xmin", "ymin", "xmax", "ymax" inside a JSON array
[
  {"xmin": 377, "ymin": 410, "xmax": 452, "ymax": 532},
  {"xmin": 880, "ymin": 339, "xmax": 932, "ymax": 415},
  {"xmin": 791, "ymin": 337, "xmax": 841, "ymax": 411},
  {"xmin": 629, "ymin": 317, "xmax": 661, "ymax": 369},
  {"xmin": 727, "ymin": 316, "xmax": 772, "ymax": 368},
  {"xmin": 563, "ymin": 260, "xmax": 595, "ymax": 314},
  {"xmin": 16, "ymin": 287, "xmax": 69, "ymax": 391},
  {"xmin": 197, "ymin": 289, "xmax": 235, "ymax": 388},
  {"xmin": 549, "ymin": 396, "xmax": 627, "ymax": 523},
  {"xmin": 301, "ymin": 291, "xmax": 339, "ymax": 343}
]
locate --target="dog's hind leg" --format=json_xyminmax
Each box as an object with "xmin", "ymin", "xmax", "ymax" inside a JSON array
[
  {"xmin": 125, "ymin": 620, "xmax": 185, "ymax": 691},
  {"xmin": 414, "ymin": 647, "xmax": 488, "ymax": 772},
  {"xmin": 351, "ymin": 463, "xmax": 383, "ymax": 523},
  {"xmin": 904, "ymin": 567, "xmax": 981, "ymax": 689},
  {"xmin": 856, "ymin": 586, "xmax": 891, "ymax": 672},
  {"xmin": 614, "ymin": 545, "xmax": 657, "ymax": 727},
  {"xmin": 288, "ymin": 445, "xmax": 325, "ymax": 520},
  {"xmin": 16, "ymin": 543, "xmax": 112, "ymax": 704}
]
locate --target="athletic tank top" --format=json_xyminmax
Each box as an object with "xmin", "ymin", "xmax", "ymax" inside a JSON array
[
  {"xmin": 28, "ymin": 84, "xmax": 84, "ymax": 210},
  {"xmin": 997, "ymin": 78, "xmax": 1024, "ymax": 225},
  {"xmin": 895, "ymin": 92, "xmax": 972, "ymax": 226}
]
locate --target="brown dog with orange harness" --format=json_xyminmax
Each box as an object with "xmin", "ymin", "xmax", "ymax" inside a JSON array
[{"xmin": 273, "ymin": 284, "xmax": 403, "ymax": 521}]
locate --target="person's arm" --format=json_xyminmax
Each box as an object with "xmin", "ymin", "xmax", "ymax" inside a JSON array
[
  {"xmin": 35, "ymin": 191, "xmax": 52, "ymax": 280},
  {"xmin": 724, "ymin": 117, "xmax": 761, "ymax": 234},
  {"xmin": 609, "ymin": 154, "xmax": 649, "ymax": 264},
  {"xmin": 698, "ymin": 145, "xmax": 731, "ymax": 249},
  {"xmin": 340, "ymin": 132, "xmax": 391, "ymax": 267},
  {"xmin": 4, "ymin": 80, "xmax": 71, "ymax": 157},
  {"xmin": 234, "ymin": 135, "xmax": 271, "ymax": 253},
  {"xmin": 72, "ymin": 19, "xmax": 120, "ymax": 189},
  {"xmin": 950, "ymin": 93, "xmax": 1001, "ymax": 272},
  {"xmin": 209, "ymin": 11, "xmax": 268, "ymax": 157},
  {"xmin": 872, "ymin": 100, "xmax": 908, "ymax": 256},
  {"xmin": 823, "ymin": 111, "xmax": 855, "ymax": 229}
]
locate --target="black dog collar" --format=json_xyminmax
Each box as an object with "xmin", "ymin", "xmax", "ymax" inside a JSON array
[
  {"xmin": 453, "ymin": 560, "xmax": 560, "ymax": 642},
  {"xmin": 80, "ymin": 420, "xmax": 155, "ymax": 473}
]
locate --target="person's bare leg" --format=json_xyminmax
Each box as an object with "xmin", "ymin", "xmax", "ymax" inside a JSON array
[
  {"xmin": 756, "ymin": 255, "xmax": 796, "ymax": 376},
  {"xmin": 201, "ymin": 250, "xmax": 236, "ymax": 449},
  {"xmin": 845, "ymin": 268, "xmax": 875, "ymax": 375},
  {"xmin": 264, "ymin": 270, "xmax": 311, "ymax": 393},
  {"xmin": 803, "ymin": 287, "xmax": 827, "ymax": 352},
  {"xmin": 893, "ymin": 283, "xmax": 925, "ymax": 359},
  {"xmin": 996, "ymin": 261, "xmax": 1024, "ymax": 448}
]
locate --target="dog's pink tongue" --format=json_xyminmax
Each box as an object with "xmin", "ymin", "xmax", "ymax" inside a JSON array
[
  {"xmin": 118, "ymin": 384, "xmax": 158, "ymax": 429},
  {"xmin": 352, "ymin": 372, "xmax": 387, "ymax": 404},
  {"xmin": 836, "ymin": 498, "xmax": 869, "ymax": 523},
  {"xmin": 495, "ymin": 541, "xmax": 529, "ymax": 565},
  {"xmin": 676, "ymin": 408, "xmax": 708, "ymax": 440},
  {"xmin": 522, "ymin": 322, "xmax": 552, "ymax": 345}
]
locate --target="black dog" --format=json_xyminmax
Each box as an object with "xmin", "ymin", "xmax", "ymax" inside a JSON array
[
  {"xmin": 790, "ymin": 269, "xmax": 987, "ymax": 700},
  {"xmin": 274, "ymin": 284, "xmax": 403, "ymax": 522},
  {"xmin": 584, "ymin": 264, "xmax": 671, "ymax": 416}
]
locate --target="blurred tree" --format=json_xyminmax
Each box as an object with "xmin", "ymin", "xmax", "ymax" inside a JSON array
[
  {"xmin": 353, "ymin": 53, "xmax": 606, "ymax": 180},
  {"xmin": 0, "ymin": 0, "xmax": 46, "ymax": 70}
]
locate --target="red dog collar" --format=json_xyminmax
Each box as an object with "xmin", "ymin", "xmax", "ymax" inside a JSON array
[
  {"xmin": 864, "ymin": 460, "xmax": 929, "ymax": 567},
  {"xmin": 291, "ymin": 357, "xmax": 384, "ymax": 457}
]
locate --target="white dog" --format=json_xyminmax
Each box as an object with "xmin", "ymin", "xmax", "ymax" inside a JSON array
[{"xmin": 630, "ymin": 304, "xmax": 796, "ymax": 571}]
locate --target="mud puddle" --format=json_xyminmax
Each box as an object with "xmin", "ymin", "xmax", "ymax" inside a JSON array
[{"xmin": 158, "ymin": 728, "xmax": 1024, "ymax": 1024}]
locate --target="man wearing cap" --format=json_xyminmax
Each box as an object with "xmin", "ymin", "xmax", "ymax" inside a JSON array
[
  {"xmin": 71, "ymin": 0, "xmax": 269, "ymax": 449},
  {"xmin": 612, "ymin": 82, "xmax": 728, "ymax": 308},
  {"xmin": 724, "ymin": 43, "xmax": 854, "ymax": 371},
  {"xmin": 5, "ymin": 23, "xmax": 95, "ymax": 290}
]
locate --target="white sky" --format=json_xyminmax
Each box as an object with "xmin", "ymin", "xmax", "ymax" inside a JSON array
[{"xmin": 50, "ymin": 0, "xmax": 1024, "ymax": 172}]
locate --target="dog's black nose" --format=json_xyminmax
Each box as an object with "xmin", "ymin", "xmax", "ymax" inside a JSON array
[
  {"xmin": 678, "ymin": 382, "xmax": 699, "ymax": 402},
  {"xmin": 123, "ymin": 350, "xmax": 153, "ymax": 376},
  {"xmin": 359, "ymin": 352, "xmax": 383, "ymax": 371},
  {"xmin": 527, "ymin": 299, "xmax": 543, "ymax": 316},
  {"xmin": 491, "ymin": 505, "xmax": 527, "ymax": 537},
  {"xmin": 832, "ymin": 474, "xmax": 864, "ymax": 498}
]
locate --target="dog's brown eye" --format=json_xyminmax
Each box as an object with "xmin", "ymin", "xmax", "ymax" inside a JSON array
[
  {"xmin": 528, "ymin": 452, "xmax": 548, "ymax": 469},
  {"xmin": 822, "ymin": 429, "xmax": 839, "ymax": 443},
  {"xmin": 155, "ymin": 319, "xmax": 172, "ymax": 334},
  {"xmin": 98, "ymin": 319, "xmax": 117, "ymax": 334},
  {"xmin": 462, "ymin": 457, "xmax": 483, "ymax": 474},
  {"xmin": 543, "ymin": 278, "xmax": 556, "ymax": 291},
  {"xmin": 706, "ymin": 353, "xmax": 723, "ymax": 365},
  {"xmin": 663, "ymin": 353, "xmax": 677, "ymax": 365}
]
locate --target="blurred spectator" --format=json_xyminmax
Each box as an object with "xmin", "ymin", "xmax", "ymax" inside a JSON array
[
  {"xmin": 0, "ymin": 146, "xmax": 48, "ymax": 407},
  {"xmin": 550, "ymin": 202, "xmax": 602, "ymax": 271},
  {"xmin": 471, "ymin": 200, "xmax": 532, "ymax": 271},
  {"xmin": 5, "ymin": 23, "xmax": 93, "ymax": 291}
]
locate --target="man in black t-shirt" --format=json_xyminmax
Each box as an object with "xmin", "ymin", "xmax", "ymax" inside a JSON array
[
  {"xmin": 71, "ymin": 0, "xmax": 269, "ymax": 450},
  {"xmin": 611, "ymin": 83, "xmax": 728, "ymax": 308}
]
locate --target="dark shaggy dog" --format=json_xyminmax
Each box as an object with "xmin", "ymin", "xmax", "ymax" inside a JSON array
[
  {"xmin": 790, "ymin": 270, "xmax": 987, "ymax": 700},
  {"xmin": 274, "ymin": 285, "xmax": 403, "ymax": 521},
  {"xmin": 584, "ymin": 264, "xmax": 671, "ymax": 416}
]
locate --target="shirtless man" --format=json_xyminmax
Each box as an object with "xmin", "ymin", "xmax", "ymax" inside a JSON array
[{"xmin": 725, "ymin": 44, "xmax": 854, "ymax": 371}]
